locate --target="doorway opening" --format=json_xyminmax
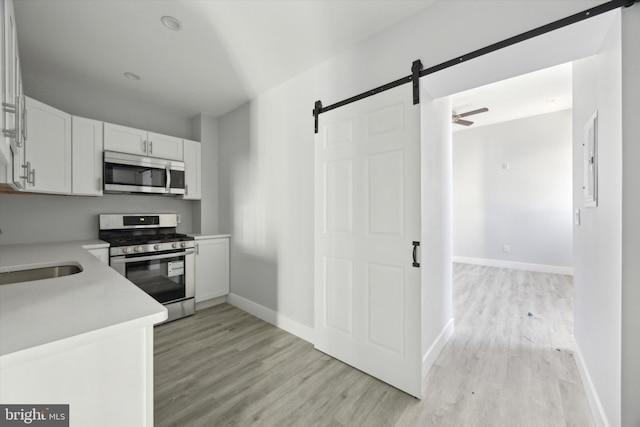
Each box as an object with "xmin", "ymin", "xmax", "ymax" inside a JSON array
[
  {"xmin": 419, "ymin": 8, "xmax": 622, "ymax": 426},
  {"xmin": 450, "ymin": 62, "xmax": 574, "ymax": 274},
  {"xmin": 430, "ymin": 62, "xmax": 586, "ymax": 424}
]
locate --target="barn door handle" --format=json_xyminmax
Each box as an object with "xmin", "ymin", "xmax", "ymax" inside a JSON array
[{"xmin": 412, "ymin": 241, "xmax": 420, "ymax": 268}]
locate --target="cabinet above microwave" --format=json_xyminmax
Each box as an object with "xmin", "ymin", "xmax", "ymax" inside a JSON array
[{"xmin": 103, "ymin": 122, "xmax": 183, "ymax": 161}]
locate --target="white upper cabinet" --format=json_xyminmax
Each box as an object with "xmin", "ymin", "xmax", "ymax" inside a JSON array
[
  {"xmin": 24, "ymin": 96, "xmax": 72, "ymax": 194},
  {"xmin": 1, "ymin": 0, "xmax": 17, "ymax": 165},
  {"xmin": 2, "ymin": 62, "xmax": 26, "ymax": 190},
  {"xmin": 72, "ymin": 116, "xmax": 103, "ymax": 196},
  {"xmin": 104, "ymin": 123, "xmax": 183, "ymax": 161},
  {"xmin": 1, "ymin": 0, "xmax": 27, "ymax": 190},
  {"xmin": 103, "ymin": 123, "xmax": 147, "ymax": 156},
  {"xmin": 182, "ymin": 139, "xmax": 201, "ymax": 200},
  {"xmin": 147, "ymin": 131, "xmax": 183, "ymax": 161}
]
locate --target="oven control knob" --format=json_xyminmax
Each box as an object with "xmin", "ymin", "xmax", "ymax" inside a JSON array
[
  {"xmin": 154, "ymin": 244, "xmax": 160, "ymax": 250},
  {"xmin": 122, "ymin": 247, "xmax": 129, "ymax": 254},
  {"xmin": 172, "ymin": 243, "xmax": 178, "ymax": 249},
  {"xmin": 134, "ymin": 246, "xmax": 141, "ymax": 253},
  {"xmin": 180, "ymin": 242, "xmax": 186, "ymax": 248}
]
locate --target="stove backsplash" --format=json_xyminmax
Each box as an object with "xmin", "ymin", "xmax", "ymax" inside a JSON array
[{"xmin": 0, "ymin": 193, "xmax": 194, "ymax": 245}]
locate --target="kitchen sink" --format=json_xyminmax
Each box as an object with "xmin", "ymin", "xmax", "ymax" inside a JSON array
[{"xmin": 0, "ymin": 263, "xmax": 83, "ymax": 285}]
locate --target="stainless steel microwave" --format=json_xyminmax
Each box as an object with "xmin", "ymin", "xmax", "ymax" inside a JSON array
[{"xmin": 103, "ymin": 150, "xmax": 186, "ymax": 195}]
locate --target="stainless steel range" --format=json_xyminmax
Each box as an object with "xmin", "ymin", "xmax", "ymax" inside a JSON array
[{"xmin": 99, "ymin": 213, "xmax": 195, "ymax": 323}]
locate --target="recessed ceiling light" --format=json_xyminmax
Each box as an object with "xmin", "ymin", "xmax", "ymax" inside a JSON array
[
  {"xmin": 124, "ymin": 72, "xmax": 141, "ymax": 81},
  {"xmin": 161, "ymin": 15, "xmax": 182, "ymax": 31}
]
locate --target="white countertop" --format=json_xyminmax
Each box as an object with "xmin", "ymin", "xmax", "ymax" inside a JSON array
[
  {"xmin": 79, "ymin": 239, "xmax": 110, "ymax": 250},
  {"xmin": 0, "ymin": 241, "xmax": 167, "ymax": 366}
]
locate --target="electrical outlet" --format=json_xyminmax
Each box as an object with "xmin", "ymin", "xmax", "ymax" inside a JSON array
[
  {"xmin": 503, "ymin": 244, "xmax": 510, "ymax": 253},
  {"xmin": 177, "ymin": 214, "xmax": 181, "ymax": 224}
]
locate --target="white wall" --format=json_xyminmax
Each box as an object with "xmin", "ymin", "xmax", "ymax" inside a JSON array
[
  {"xmin": 572, "ymin": 12, "xmax": 622, "ymax": 426},
  {"xmin": 192, "ymin": 114, "xmax": 220, "ymax": 235},
  {"xmin": 217, "ymin": 1, "xmax": 610, "ymax": 332},
  {"xmin": 0, "ymin": 193, "xmax": 193, "ymax": 245},
  {"xmin": 621, "ymin": 5, "xmax": 640, "ymax": 426},
  {"xmin": 218, "ymin": 74, "xmax": 316, "ymax": 323},
  {"xmin": 21, "ymin": 69, "xmax": 194, "ymax": 140},
  {"xmin": 219, "ymin": 102, "xmax": 280, "ymax": 311},
  {"xmin": 420, "ymin": 93, "xmax": 454, "ymax": 367},
  {"xmin": 452, "ymin": 110, "xmax": 573, "ymax": 270}
]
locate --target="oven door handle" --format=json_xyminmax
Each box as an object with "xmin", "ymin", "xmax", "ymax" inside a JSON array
[
  {"xmin": 165, "ymin": 166, "xmax": 171, "ymax": 193},
  {"xmin": 111, "ymin": 249, "xmax": 194, "ymax": 264}
]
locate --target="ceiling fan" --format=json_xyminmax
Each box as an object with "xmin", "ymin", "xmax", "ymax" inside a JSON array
[{"xmin": 452, "ymin": 107, "xmax": 489, "ymax": 126}]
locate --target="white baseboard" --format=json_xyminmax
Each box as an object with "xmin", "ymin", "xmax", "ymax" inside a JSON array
[
  {"xmin": 195, "ymin": 296, "xmax": 226, "ymax": 311},
  {"xmin": 573, "ymin": 337, "xmax": 609, "ymax": 427},
  {"xmin": 227, "ymin": 293, "xmax": 315, "ymax": 344},
  {"xmin": 422, "ymin": 318, "xmax": 455, "ymax": 378},
  {"xmin": 453, "ymin": 256, "xmax": 573, "ymax": 276}
]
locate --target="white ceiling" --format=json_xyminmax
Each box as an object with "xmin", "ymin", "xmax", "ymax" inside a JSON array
[
  {"xmin": 14, "ymin": 0, "xmax": 436, "ymax": 119},
  {"xmin": 451, "ymin": 62, "xmax": 573, "ymax": 132}
]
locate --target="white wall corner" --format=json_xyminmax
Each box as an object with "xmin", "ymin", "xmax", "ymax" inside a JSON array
[
  {"xmin": 227, "ymin": 293, "xmax": 315, "ymax": 344},
  {"xmin": 573, "ymin": 337, "xmax": 610, "ymax": 427},
  {"xmin": 422, "ymin": 317, "xmax": 455, "ymax": 379},
  {"xmin": 191, "ymin": 114, "xmax": 203, "ymax": 141}
]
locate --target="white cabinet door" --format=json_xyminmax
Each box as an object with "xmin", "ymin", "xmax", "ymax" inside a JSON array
[
  {"xmin": 315, "ymin": 84, "xmax": 422, "ymax": 398},
  {"xmin": 182, "ymin": 139, "xmax": 201, "ymax": 200},
  {"xmin": 147, "ymin": 131, "xmax": 183, "ymax": 160},
  {"xmin": 1, "ymin": 0, "xmax": 18, "ymax": 165},
  {"xmin": 103, "ymin": 122, "xmax": 147, "ymax": 155},
  {"xmin": 0, "ymin": 0, "xmax": 8, "ymax": 164},
  {"xmin": 10, "ymin": 58, "xmax": 25, "ymax": 189},
  {"xmin": 25, "ymin": 97, "xmax": 71, "ymax": 194},
  {"xmin": 195, "ymin": 237, "xmax": 229, "ymax": 302},
  {"xmin": 103, "ymin": 124, "xmax": 183, "ymax": 161},
  {"xmin": 4, "ymin": 60, "xmax": 26, "ymax": 190},
  {"xmin": 1, "ymin": 0, "xmax": 26, "ymax": 189},
  {"xmin": 72, "ymin": 116, "xmax": 103, "ymax": 196}
]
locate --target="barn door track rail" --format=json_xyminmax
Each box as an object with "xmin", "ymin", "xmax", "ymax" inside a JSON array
[{"xmin": 312, "ymin": 0, "xmax": 638, "ymax": 134}]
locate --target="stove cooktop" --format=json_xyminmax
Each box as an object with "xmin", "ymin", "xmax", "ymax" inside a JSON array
[{"xmin": 100, "ymin": 233, "xmax": 194, "ymax": 247}]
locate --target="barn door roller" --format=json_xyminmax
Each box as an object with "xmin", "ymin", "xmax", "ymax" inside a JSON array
[
  {"xmin": 411, "ymin": 59, "xmax": 422, "ymax": 105},
  {"xmin": 312, "ymin": 59, "xmax": 419, "ymax": 134}
]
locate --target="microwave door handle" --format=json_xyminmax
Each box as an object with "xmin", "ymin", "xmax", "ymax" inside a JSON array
[{"xmin": 166, "ymin": 166, "xmax": 171, "ymax": 193}]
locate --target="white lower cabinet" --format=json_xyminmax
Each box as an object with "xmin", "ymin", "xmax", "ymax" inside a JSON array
[
  {"xmin": 194, "ymin": 236, "xmax": 229, "ymax": 303},
  {"xmin": 0, "ymin": 324, "xmax": 156, "ymax": 427}
]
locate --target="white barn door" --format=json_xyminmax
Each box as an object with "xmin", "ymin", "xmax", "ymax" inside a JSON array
[{"xmin": 314, "ymin": 85, "xmax": 422, "ymax": 398}]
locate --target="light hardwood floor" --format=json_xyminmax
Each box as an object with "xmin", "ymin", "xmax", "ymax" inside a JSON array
[{"xmin": 154, "ymin": 264, "xmax": 594, "ymax": 426}]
